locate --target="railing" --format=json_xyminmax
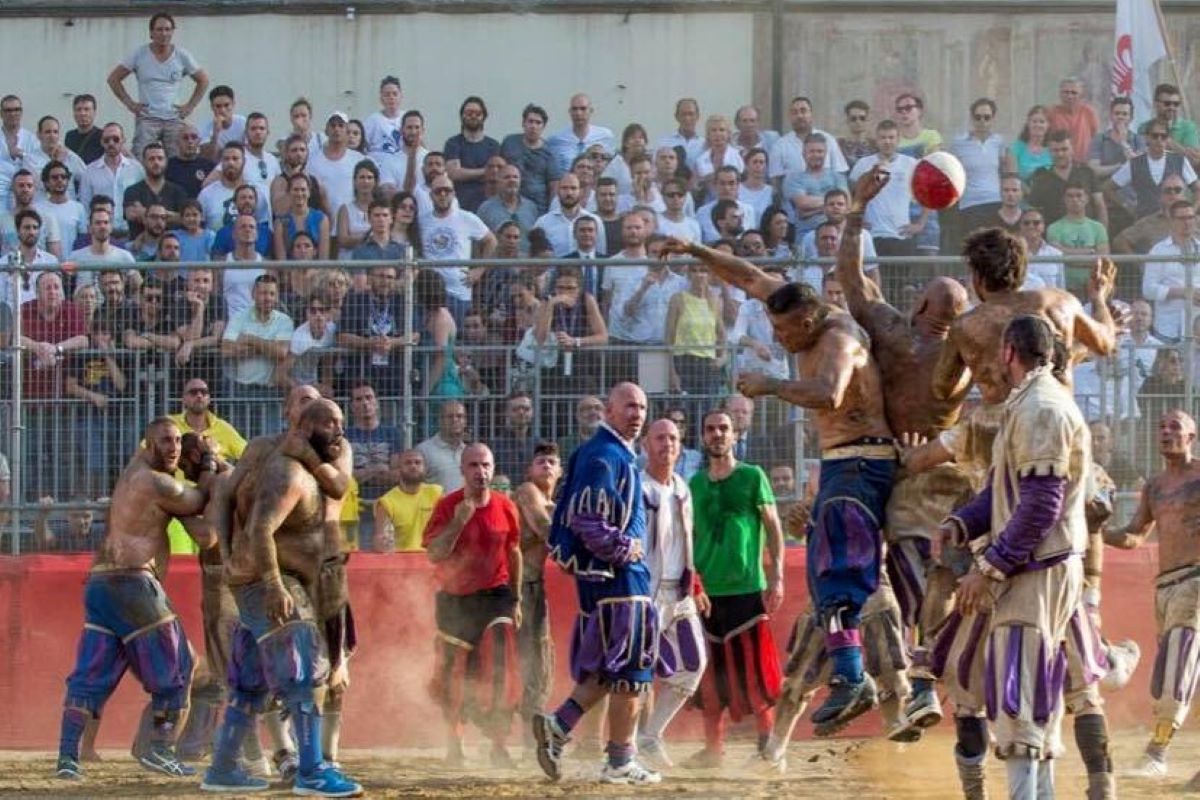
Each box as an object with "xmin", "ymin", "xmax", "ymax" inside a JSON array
[{"xmin": 2, "ymin": 251, "xmax": 1196, "ymax": 553}]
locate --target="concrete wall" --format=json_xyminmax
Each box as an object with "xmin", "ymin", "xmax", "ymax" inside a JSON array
[{"xmin": 7, "ymin": 12, "xmax": 755, "ymax": 147}]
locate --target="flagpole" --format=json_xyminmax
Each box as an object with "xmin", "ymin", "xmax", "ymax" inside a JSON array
[{"xmin": 1151, "ymin": 0, "xmax": 1192, "ymax": 120}]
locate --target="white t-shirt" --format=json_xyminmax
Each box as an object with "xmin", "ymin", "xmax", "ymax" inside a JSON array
[
  {"xmin": 642, "ymin": 475, "xmax": 685, "ymax": 582},
  {"xmin": 67, "ymin": 244, "xmax": 133, "ymax": 288},
  {"xmin": 239, "ymin": 150, "xmax": 282, "ymax": 211},
  {"xmin": 120, "ymin": 43, "xmax": 201, "ymax": 121},
  {"xmin": 198, "ymin": 115, "xmax": 247, "ymax": 149},
  {"xmin": 223, "ymin": 308, "xmax": 294, "ymax": 386},
  {"xmin": 364, "ymin": 110, "xmax": 407, "ymax": 155},
  {"xmin": 769, "ymin": 129, "xmax": 849, "ymax": 178},
  {"xmin": 289, "ymin": 320, "xmax": 337, "ymax": 386},
  {"xmin": 692, "ymin": 148, "xmax": 745, "ymax": 182},
  {"xmin": 372, "ymin": 148, "xmax": 429, "ymax": 190},
  {"xmin": 196, "ymin": 181, "xmax": 270, "ymax": 230},
  {"xmin": 1022, "ymin": 242, "xmax": 1066, "ymax": 290},
  {"xmin": 306, "ymin": 148, "xmax": 359, "ymax": 223},
  {"xmin": 419, "ymin": 209, "xmax": 491, "ymax": 302},
  {"xmin": 849, "ymin": 153, "xmax": 918, "ymax": 239},
  {"xmin": 37, "ymin": 199, "xmax": 87, "ymax": 247},
  {"xmin": 657, "ymin": 215, "xmax": 702, "ymax": 243},
  {"xmin": 222, "ymin": 252, "xmax": 264, "ymax": 319}
]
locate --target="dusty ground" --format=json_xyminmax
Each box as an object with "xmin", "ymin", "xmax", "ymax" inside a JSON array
[{"xmin": 1, "ymin": 729, "xmax": 1196, "ymax": 798}]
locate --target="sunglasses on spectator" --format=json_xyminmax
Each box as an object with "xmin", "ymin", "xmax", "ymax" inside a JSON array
[
  {"xmin": 973, "ymin": 114, "xmax": 993, "ymax": 122},
  {"xmin": 848, "ymin": 114, "xmax": 868, "ymax": 122},
  {"xmin": 895, "ymin": 104, "xmax": 918, "ymax": 112},
  {"xmin": 1148, "ymin": 132, "xmax": 1169, "ymax": 139},
  {"xmin": 1021, "ymin": 219, "xmax": 1044, "ymax": 226},
  {"xmin": 1163, "ymin": 186, "xmax": 1185, "ymax": 194},
  {"xmin": 1159, "ymin": 100, "xmax": 1182, "ymax": 107},
  {"xmin": 1, "ymin": 106, "xmax": 21, "ymax": 113},
  {"xmin": 664, "ymin": 191, "xmax": 685, "ymax": 198},
  {"xmin": 186, "ymin": 387, "xmax": 209, "ymax": 396},
  {"xmin": 102, "ymin": 136, "xmax": 121, "ymax": 144}
]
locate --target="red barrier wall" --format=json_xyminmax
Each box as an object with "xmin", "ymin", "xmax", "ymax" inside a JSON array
[{"xmin": 0, "ymin": 547, "xmax": 1163, "ymax": 749}]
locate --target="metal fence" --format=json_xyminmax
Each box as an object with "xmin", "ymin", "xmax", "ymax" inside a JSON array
[{"xmin": 2, "ymin": 251, "xmax": 1196, "ymax": 554}]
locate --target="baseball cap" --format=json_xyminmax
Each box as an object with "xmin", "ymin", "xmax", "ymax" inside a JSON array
[{"xmin": 327, "ymin": 111, "xmax": 349, "ymax": 125}]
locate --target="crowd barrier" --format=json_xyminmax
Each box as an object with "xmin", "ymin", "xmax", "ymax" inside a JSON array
[{"xmin": 0, "ymin": 546, "xmax": 1163, "ymax": 749}]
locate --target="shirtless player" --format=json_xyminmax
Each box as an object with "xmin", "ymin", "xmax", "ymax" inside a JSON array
[
  {"xmin": 202, "ymin": 399, "xmax": 362, "ymax": 797},
  {"xmin": 1104, "ymin": 410, "xmax": 1200, "ymax": 782},
  {"xmin": 56, "ymin": 418, "xmax": 221, "ymax": 780},
  {"xmin": 660, "ymin": 236, "xmax": 895, "ymax": 733}
]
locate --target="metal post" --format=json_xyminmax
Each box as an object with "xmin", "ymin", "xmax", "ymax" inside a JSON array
[
  {"xmin": 770, "ymin": 0, "xmax": 785, "ymax": 132},
  {"xmin": 401, "ymin": 246, "xmax": 415, "ymax": 450},
  {"xmin": 9, "ymin": 256, "xmax": 23, "ymax": 555},
  {"xmin": 1186, "ymin": 251, "xmax": 1196, "ymax": 415}
]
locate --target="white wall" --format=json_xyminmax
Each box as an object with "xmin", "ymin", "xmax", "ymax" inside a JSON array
[{"xmin": 11, "ymin": 12, "xmax": 756, "ymax": 146}]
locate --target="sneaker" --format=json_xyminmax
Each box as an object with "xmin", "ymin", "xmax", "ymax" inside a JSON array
[
  {"xmin": 1124, "ymin": 754, "xmax": 1168, "ymax": 780},
  {"xmin": 884, "ymin": 717, "xmax": 924, "ymax": 743},
  {"xmin": 599, "ymin": 760, "xmax": 662, "ymax": 785},
  {"xmin": 680, "ymin": 748, "xmax": 724, "ymax": 769},
  {"xmin": 904, "ymin": 684, "xmax": 944, "ymax": 730},
  {"xmin": 274, "ymin": 749, "xmax": 299, "ymax": 783},
  {"xmin": 532, "ymin": 713, "xmax": 569, "ymax": 781},
  {"xmin": 293, "ymin": 762, "xmax": 364, "ymax": 797},
  {"xmin": 637, "ymin": 736, "xmax": 674, "ymax": 770},
  {"xmin": 138, "ymin": 743, "xmax": 197, "ymax": 777},
  {"xmin": 812, "ymin": 674, "xmax": 878, "ymax": 736},
  {"xmin": 1101, "ymin": 640, "xmax": 1141, "ymax": 692},
  {"xmin": 200, "ymin": 764, "xmax": 271, "ymax": 792},
  {"xmin": 55, "ymin": 755, "xmax": 82, "ymax": 780}
]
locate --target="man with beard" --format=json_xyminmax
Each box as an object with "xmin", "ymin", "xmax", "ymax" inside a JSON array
[
  {"xmin": 55, "ymin": 418, "xmax": 222, "ymax": 780},
  {"xmin": 660, "ymin": 235, "xmax": 895, "ymax": 735},
  {"xmin": 202, "ymin": 399, "xmax": 361, "ymax": 796}
]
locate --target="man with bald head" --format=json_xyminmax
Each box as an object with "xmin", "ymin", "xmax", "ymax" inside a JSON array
[
  {"xmin": 536, "ymin": 382, "xmax": 664, "ymax": 785},
  {"xmin": 202, "ymin": 397, "xmax": 361, "ymax": 795},
  {"xmin": 1105, "ymin": 410, "xmax": 1200, "ymax": 782},
  {"xmin": 423, "ymin": 443, "xmax": 522, "ymax": 765},
  {"xmin": 546, "ymin": 93, "xmax": 615, "ymax": 174}
]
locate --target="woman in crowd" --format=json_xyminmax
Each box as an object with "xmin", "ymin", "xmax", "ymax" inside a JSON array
[
  {"xmin": 693, "ymin": 114, "xmax": 744, "ymax": 200},
  {"xmin": 313, "ymin": 267, "xmax": 352, "ymax": 323},
  {"xmin": 414, "ymin": 268, "xmax": 462, "ymax": 399},
  {"xmin": 388, "ymin": 190, "xmax": 423, "ymax": 257},
  {"xmin": 665, "ymin": 261, "xmax": 726, "ymax": 398},
  {"xmin": 1009, "ymin": 105, "xmax": 1054, "ymax": 181},
  {"xmin": 603, "ymin": 123, "xmax": 649, "ymax": 195},
  {"xmin": 347, "ymin": 119, "xmax": 368, "ymax": 154},
  {"xmin": 336, "ymin": 159, "xmax": 381, "ymax": 260},
  {"xmin": 532, "ymin": 265, "xmax": 607, "ymax": 396},
  {"xmin": 760, "ymin": 205, "xmax": 795, "ymax": 258},
  {"xmin": 739, "ymin": 147, "xmax": 775, "ymax": 221},
  {"xmin": 273, "ymin": 173, "xmax": 330, "ymax": 260}
]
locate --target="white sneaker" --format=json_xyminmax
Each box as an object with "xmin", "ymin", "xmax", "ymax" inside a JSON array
[
  {"xmin": 1124, "ymin": 755, "xmax": 1167, "ymax": 780},
  {"xmin": 636, "ymin": 736, "xmax": 674, "ymax": 770},
  {"xmin": 1101, "ymin": 640, "xmax": 1141, "ymax": 692},
  {"xmin": 599, "ymin": 760, "xmax": 663, "ymax": 785}
]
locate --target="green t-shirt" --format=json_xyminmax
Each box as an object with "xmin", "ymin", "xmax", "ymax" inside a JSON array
[
  {"xmin": 689, "ymin": 463, "xmax": 775, "ymax": 596},
  {"xmin": 1046, "ymin": 217, "xmax": 1109, "ymax": 250}
]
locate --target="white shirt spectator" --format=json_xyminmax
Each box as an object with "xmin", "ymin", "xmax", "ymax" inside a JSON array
[
  {"xmin": 695, "ymin": 199, "xmax": 757, "ymax": 244},
  {"xmin": 78, "ymin": 155, "xmax": 146, "ymax": 234},
  {"xmin": 1143, "ymin": 234, "xmax": 1200, "ymax": 340},
  {"xmin": 0, "ymin": 249, "xmax": 55, "ymax": 308},
  {"xmin": 657, "ymin": 131, "xmax": 706, "ymax": 165},
  {"xmin": 37, "ymin": 199, "xmax": 86, "ymax": 248},
  {"xmin": 364, "ymin": 110, "xmax": 406, "ymax": 155},
  {"xmin": 289, "ymin": 319, "xmax": 337, "ymax": 386},
  {"xmin": 420, "ymin": 208, "xmax": 491, "ymax": 303},
  {"xmin": 950, "ymin": 132, "xmax": 1006, "ymax": 210},
  {"xmin": 1021, "ymin": 241, "xmax": 1066, "ymax": 290},
  {"xmin": 734, "ymin": 130, "xmax": 780, "ymax": 157},
  {"xmin": 0, "ymin": 208, "xmax": 61, "ymax": 254},
  {"xmin": 222, "ymin": 252, "xmax": 264, "ymax": 319},
  {"xmin": 532, "ymin": 207, "xmax": 606, "ymax": 257},
  {"xmin": 849, "ymin": 153, "xmax": 918, "ymax": 239},
  {"xmin": 223, "ymin": 307, "xmax": 294, "ymax": 387},
  {"xmin": 306, "ymin": 148, "xmax": 359, "ymax": 224},
  {"xmin": 1121, "ymin": 330, "xmax": 1166, "ymax": 394},
  {"xmin": 657, "ymin": 215, "xmax": 702, "ymax": 243},
  {"xmin": 738, "ymin": 183, "xmax": 776, "ymax": 221},
  {"xmin": 67, "ymin": 243, "xmax": 133, "ymax": 288},
  {"xmin": 769, "ymin": 128, "xmax": 848, "ymax": 180},
  {"xmin": 196, "ymin": 181, "xmax": 270, "ymax": 230},
  {"xmin": 372, "ymin": 147, "xmax": 429, "ymax": 191},
  {"xmin": 239, "ymin": 150, "xmax": 282, "ymax": 202},
  {"xmin": 604, "ymin": 266, "xmax": 685, "ymax": 344},
  {"xmin": 546, "ymin": 125, "xmax": 615, "ymax": 173},
  {"xmin": 800, "ymin": 228, "xmax": 878, "ymax": 263},
  {"xmin": 417, "ymin": 434, "xmax": 467, "ymax": 492},
  {"xmin": 1112, "ymin": 153, "xmax": 1199, "ymax": 188},
  {"xmin": 23, "ymin": 147, "xmax": 87, "ymax": 201},
  {"xmin": 0, "ymin": 161, "xmax": 13, "ymax": 212},
  {"xmin": 729, "ymin": 297, "xmax": 790, "ymax": 380},
  {"xmin": 0, "ymin": 128, "xmax": 37, "ymax": 168},
  {"xmin": 119, "ymin": 43, "xmax": 202, "ymax": 121},
  {"xmin": 692, "ymin": 148, "xmax": 745, "ymax": 183},
  {"xmin": 197, "ymin": 115, "xmax": 247, "ymax": 148}
]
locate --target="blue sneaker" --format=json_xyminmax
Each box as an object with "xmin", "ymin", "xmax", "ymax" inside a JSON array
[
  {"xmin": 293, "ymin": 762, "xmax": 363, "ymax": 797},
  {"xmin": 138, "ymin": 743, "xmax": 197, "ymax": 777},
  {"xmin": 55, "ymin": 755, "xmax": 82, "ymax": 780},
  {"xmin": 200, "ymin": 764, "xmax": 271, "ymax": 793}
]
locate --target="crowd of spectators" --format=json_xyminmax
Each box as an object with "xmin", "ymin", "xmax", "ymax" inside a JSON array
[{"xmin": 0, "ymin": 14, "xmax": 1198, "ymax": 545}]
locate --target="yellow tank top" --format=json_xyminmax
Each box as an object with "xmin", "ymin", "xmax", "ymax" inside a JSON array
[{"xmin": 674, "ymin": 292, "xmax": 717, "ymax": 358}]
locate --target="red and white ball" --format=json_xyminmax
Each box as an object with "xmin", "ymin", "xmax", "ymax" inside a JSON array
[{"xmin": 910, "ymin": 151, "xmax": 967, "ymax": 211}]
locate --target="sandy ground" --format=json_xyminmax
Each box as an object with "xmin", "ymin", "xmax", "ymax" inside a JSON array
[{"xmin": 1, "ymin": 728, "xmax": 1197, "ymax": 798}]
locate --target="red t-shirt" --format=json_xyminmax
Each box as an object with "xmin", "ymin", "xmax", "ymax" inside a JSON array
[
  {"xmin": 20, "ymin": 300, "xmax": 87, "ymax": 398},
  {"xmin": 422, "ymin": 489, "xmax": 519, "ymax": 596}
]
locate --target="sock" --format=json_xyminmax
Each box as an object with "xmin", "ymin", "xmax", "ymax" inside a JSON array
[
  {"xmin": 606, "ymin": 740, "xmax": 635, "ymax": 768},
  {"xmin": 954, "ymin": 716, "xmax": 988, "ymax": 759},
  {"xmin": 289, "ymin": 702, "xmax": 324, "ymax": 775},
  {"xmin": 1005, "ymin": 755, "xmax": 1038, "ymax": 800},
  {"xmin": 59, "ymin": 708, "xmax": 89, "ymax": 761},
  {"xmin": 553, "ymin": 698, "xmax": 585, "ymax": 735},
  {"xmin": 1148, "ymin": 719, "xmax": 1175, "ymax": 761},
  {"xmin": 1073, "ymin": 712, "xmax": 1112, "ymax": 775},
  {"xmin": 212, "ymin": 705, "xmax": 255, "ymax": 773},
  {"xmin": 643, "ymin": 687, "xmax": 690, "ymax": 741},
  {"xmin": 827, "ymin": 630, "xmax": 864, "ymax": 683}
]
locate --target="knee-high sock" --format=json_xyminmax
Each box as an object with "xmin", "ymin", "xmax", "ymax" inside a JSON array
[
  {"xmin": 642, "ymin": 687, "xmax": 691, "ymax": 741},
  {"xmin": 211, "ymin": 706, "xmax": 255, "ymax": 774},
  {"xmin": 1036, "ymin": 758, "xmax": 1055, "ymax": 799},
  {"xmin": 323, "ymin": 711, "xmax": 343, "ymax": 761},
  {"xmin": 1073, "ymin": 712, "xmax": 1111, "ymax": 776},
  {"xmin": 1148, "ymin": 719, "xmax": 1176, "ymax": 761},
  {"xmin": 288, "ymin": 701, "xmax": 324, "ymax": 775},
  {"xmin": 59, "ymin": 708, "xmax": 89, "ymax": 761},
  {"xmin": 1005, "ymin": 756, "xmax": 1039, "ymax": 800}
]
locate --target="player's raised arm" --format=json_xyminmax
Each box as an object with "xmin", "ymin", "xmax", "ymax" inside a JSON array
[
  {"xmin": 1074, "ymin": 258, "xmax": 1120, "ymax": 357},
  {"xmin": 660, "ymin": 236, "xmax": 786, "ymax": 302},
  {"xmin": 837, "ymin": 166, "xmax": 889, "ymax": 318}
]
